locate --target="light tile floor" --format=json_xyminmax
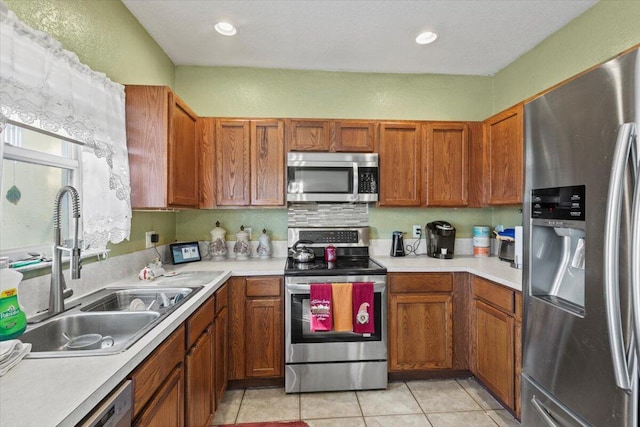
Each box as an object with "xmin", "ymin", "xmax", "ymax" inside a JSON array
[{"xmin": 212, "ymin": 377, "xmax": 520, "ymax": 426}]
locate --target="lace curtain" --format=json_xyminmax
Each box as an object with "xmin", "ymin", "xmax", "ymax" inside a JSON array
[{"xmin": 0, "ymin": 2, "xmax": 131, "ymax": 250}]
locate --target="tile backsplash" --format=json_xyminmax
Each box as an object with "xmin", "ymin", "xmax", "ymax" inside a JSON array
[{"xmin": 288, "ymin": 203, "xmax": 368, "ymax": 227}]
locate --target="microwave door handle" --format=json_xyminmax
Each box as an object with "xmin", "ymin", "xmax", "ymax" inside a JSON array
[{"xmin": 352, "ymin": 163, "xmax": 358, "ymax": 201}]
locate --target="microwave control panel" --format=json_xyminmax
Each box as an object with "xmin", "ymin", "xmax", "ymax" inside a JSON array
[
  {"xmin": 531, "ymin": 185, "xmax": 585, "ymax": 221},
  {"xmin": 358, "ymin": 167, "xmax": 378, "ymax": 194}
]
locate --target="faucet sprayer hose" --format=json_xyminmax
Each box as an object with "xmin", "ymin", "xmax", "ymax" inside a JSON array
[{"xmin": 53, "ymin": 185, "xmax": 81, "ymax": 227}]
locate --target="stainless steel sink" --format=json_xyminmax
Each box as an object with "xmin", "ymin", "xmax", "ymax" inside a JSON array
[
  {"xmin": 22, "ymin": 312, "xmax": 160, "ymax": 356},
  {"xmin": 81, "ymin": 287, "xmax": 196, "ymax": 313},
  {"xmin": 22, "ymin": 285, "xmax": 203, "ymax": 358}
]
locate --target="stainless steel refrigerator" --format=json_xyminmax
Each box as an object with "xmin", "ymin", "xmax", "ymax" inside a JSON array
[{"xmin": 522, "ymin": 48, "xmax": 639, "ymax": 426}]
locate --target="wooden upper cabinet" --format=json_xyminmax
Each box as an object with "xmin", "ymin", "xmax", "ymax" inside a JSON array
[
  {"xmin": 198, "ymin": 118, "xmax": 215, "ymax": 209},
  {"xmin": 251, "ymin": 120, "xmax": 285, "ymax": 206},
  {"xmin": 425, "ymin": 123, "xmax": 469, "ymax": 206},
  {"xmin": 287, "ymin": 119, "xmax": 331, "ymax": 151},
  {"xmin": 332, "ymin": 120, "xmax": 377, "ymax": 152},
  {"xmin": 483, "ymin": 104, "xmax": 524, "ymax": 205},
  {"xmin": 216, "ymin": 120, "xmax": 251, "ymax": 206},
  {"xmin": 125, "ymin": 85, "xmax": 199, "ymax": 209},
  {"xmin": 378, "ymin": 122, "xmax": 423, "ymax": 206}
]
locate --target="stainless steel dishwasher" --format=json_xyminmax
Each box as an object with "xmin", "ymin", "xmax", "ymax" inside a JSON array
[{"xmin": 79, "ymin": 380, "xmax": 132, "ymax": 427}]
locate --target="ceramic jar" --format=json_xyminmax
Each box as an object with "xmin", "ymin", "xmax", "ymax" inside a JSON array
[
  {"xmin": 209, "ymin": 221, "xmax": 227, "ymax": 261},
  {"xmin": 257, "ymin": 229, "xmax": 272, "ymax": 259},
  {"xmin": 233, "ymin": 225, "xmax": 251, "ymax": 260}
]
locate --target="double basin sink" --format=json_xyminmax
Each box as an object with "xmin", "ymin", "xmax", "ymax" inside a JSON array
[{"xmin": 21, "ymin": 285, "xmax": 203, "ymax": 358}]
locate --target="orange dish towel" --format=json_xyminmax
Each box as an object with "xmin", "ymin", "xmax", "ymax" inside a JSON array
[{"xmin": 331, "ymin": 283, "xmax": 353, "ymax": 332}]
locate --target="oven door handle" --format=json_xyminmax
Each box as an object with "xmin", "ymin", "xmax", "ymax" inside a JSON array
[{"xmin": 286, "ymin": 282, "xmax": 386, "ymax": 292}]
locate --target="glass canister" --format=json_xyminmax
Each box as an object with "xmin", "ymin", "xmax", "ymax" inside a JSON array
[
  {"xmin": 257, "ymin": 229, "xmax": 272, "ymax": 259},
  {"xmin": 209, "ymin": 221, "xmax": 227, "ymax": 261},
  {"xmin": 234, "ymin": 225, "xmax": 251, "ymax": 260}
]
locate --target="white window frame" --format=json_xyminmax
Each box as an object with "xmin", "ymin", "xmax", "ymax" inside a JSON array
[{"xmin": 1, "ymin": 120, "xmax": 83, "ymax": 261}]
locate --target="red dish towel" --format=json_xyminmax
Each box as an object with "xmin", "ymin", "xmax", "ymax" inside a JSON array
[
  {"xmin": 310, "ymin": 283, "xmax": 333, "ymax": 332},
  {"xmin": 352, "ymin": 282, "xmax": 374, "ymax": 334}
]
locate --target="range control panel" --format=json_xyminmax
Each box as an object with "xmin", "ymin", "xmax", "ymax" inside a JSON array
[
  {"xmin": 531, "ymin": 185, "xmax": 585, "ymax": 220},
  {"xmin": 299, "ymin": 230, "xmax": 360, "ymax": 244}
]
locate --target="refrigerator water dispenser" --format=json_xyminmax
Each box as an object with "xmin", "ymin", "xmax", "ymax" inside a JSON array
[{"xmin": 530, "ymin": 186, "xmax": 586, "ymax": 316}]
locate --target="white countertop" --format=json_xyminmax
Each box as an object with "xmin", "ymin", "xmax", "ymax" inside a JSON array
[{"xmin": 0, "ymin": 255, "xmax": 520, "ymax": 427}]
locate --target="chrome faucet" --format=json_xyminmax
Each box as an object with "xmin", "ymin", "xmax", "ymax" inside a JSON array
[{"xmin": 49, "ymin": 185, "xmax": 82, "ymax": 316}]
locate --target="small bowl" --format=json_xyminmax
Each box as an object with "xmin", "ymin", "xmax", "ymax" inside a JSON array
[{"xmin": 66, "ymin": 333, "xmax": 114, "ymax": 350}]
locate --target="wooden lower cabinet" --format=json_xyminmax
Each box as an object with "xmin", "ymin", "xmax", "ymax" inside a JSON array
[
  {"xmin": 229, "ymin": 276, "xmax": 284, "ymax": 381},
  {"xmin": 390, "ymin": 293, "xmax": 453, "ymax": 370},
  {"xmin": 134, "ymin": 364, "xmax": 185, "ymax": 427},
  {"xmin": 131, "ymin": 325, "xmax": 185, "ymax": 425},
  {"xmin": 470, "ymin": 275, "xmax": 521, "ymax": 416},
  {"xmin": 388, "ymin": 273, "xmax": 470, "ymax": 374},
  {"xmin": 214, "ymin": 284, "xmax": 229, "ymax": 405},
  {"xmin": 186, "ymin": 327, "xmax": 213, "ymax": 427}
]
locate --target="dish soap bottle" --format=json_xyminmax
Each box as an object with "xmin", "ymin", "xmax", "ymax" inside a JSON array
[{"xmin": 0, "ymin": 257, "xmax": 27, "ymax": 341}]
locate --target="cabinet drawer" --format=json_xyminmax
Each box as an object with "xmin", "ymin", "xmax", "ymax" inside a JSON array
[
  {"xmin": 246, "ymin": 277, "xmax": 282, "ymax": 297},
  {"xmin": 471, "ymin": 276, "xmax": 514, "ymax": 314},
  {"xmin": 389, "ymin": 273, "xmax": 453, "ymax": 293},
  {"xmin": 131, "ymin": 325, "xmax": 185, "ymax": 418},
  {"xmin": 186, "ymin": 297, "xmax": 215, "ymax": 349},
  {"xmin": 215, "ymin": 283, "xmax": 228, "ymax": 314}
]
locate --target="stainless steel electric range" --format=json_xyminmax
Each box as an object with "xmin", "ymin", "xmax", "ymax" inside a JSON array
[{"xmin": 284, "ymin": 227, "xmax": 388, "ymax": 393}]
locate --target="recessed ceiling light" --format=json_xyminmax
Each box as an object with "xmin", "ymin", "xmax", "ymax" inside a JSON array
[
  {"xmin": 215, "ymin": 22, "xmax": 237, "ymax": 36},
  {"xmin": 416, "ymin": 31, "xmax": 438, "ymax": 45}
]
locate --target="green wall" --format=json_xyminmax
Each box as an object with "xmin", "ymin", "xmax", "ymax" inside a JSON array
[
  {"xmin": 176, "ymin": 67, "xmax": 492, "ymax": 121},
  {"xmin": 5, "ymin": 0, "xmax": 178, "ymax": 256},
  {"xmin": 493, "ymin": 0, "xmax": 640, "ymax": 112}
]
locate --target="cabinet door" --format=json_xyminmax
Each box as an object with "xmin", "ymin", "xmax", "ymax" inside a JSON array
[
  {"xmin": 168, "ymin": 93, "xmax": 199, "ymax": 207},
  {"xmin": 472, "ymin": 299, "xmax": 515, "ymax": 408},
  {"xmin": 216, "ymin": 120, "xmax": 250, "ymax": 206},
  {"xmin": 198, "ymin": 117, "xmax": 216, "ymax": 209},
  {"xmin": 333, "ymin": 120, "xmax": 376, "ymax": 152},
  {"xmin": 483, "ymin": 104, "xmax": 523, "ymax": 205},
  {"xmin": 185, "ymin": 329, "xmax": 213, "ymax": 427},
  {"xmin": 228, "ymin": 277, "xmax": 246, "ymax": 380},
  {"xmin": 125, "ymin": 85, "xmax": 170, "ymax": 209},
  {"xmin": 134, "ymin": 364, "xmax": 184, "ymax": 427},
  {"xmin": 251, "ymin": 120, "xmax": 285, "ymax": 206},
  {"xmin": 378, "ymin": 122, "xmax": 423, "ymax": 206},
  {"xmin": 245, "ymin": 297, "xmax": 283, "ymax": 378},
  {"xmin": 287, "ymin": 120, "xmax": 331, "ymax": 151},
  {"xmin": 389, "ymin": 293, "xmax": 453, "ymax": 371},
  {"xmin": 214, "ymin": 305, "xmax": 228, "ymax": 404},
  {"xmin": 425, "ymin": 123, "xmax": 469, "ymax": 206}
]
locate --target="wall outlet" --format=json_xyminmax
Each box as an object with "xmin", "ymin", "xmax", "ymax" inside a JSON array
[
  {"xmin": 245, "ymin": 227, "xmax": 252, "ymax": 240},
  {"xmin": 412, "ymin": 225, "xmax": 422, "ymax": 238},
  {"xmin": 145, "ymin": 230, "xmax": 156, "ymax": 249}
]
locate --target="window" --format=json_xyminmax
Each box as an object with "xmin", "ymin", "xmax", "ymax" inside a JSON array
[{"xmin": 1, "ymin": 123, "xmax": 82, "ymax": 254}]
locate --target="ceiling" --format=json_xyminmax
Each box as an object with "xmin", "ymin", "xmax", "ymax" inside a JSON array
[{"xmin": 122, "ymin": 0, "xmax": 597, "ymax": 76}]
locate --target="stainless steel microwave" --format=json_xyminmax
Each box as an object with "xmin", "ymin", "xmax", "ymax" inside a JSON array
[{"xmin": 286, "ymin": 152, "xmax": 378, "ymax": 203}]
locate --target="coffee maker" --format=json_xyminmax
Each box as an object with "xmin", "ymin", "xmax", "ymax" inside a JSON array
[{"xmin": 425, "ymin": 221, "xmax": 456, "ymax": 259}]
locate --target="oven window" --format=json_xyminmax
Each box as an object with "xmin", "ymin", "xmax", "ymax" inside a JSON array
[
  {"xmin": 287, "ymin": 167, "xmax": 353, "ymax": 193},
  {"xmin": 290, "ymin": 293, "xmax": 382, "ymax": 343}
]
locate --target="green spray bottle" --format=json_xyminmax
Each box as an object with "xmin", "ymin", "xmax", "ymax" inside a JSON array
[{"xmin": 0, "ymin": 257, "xmax": 27, "ymax": 340}]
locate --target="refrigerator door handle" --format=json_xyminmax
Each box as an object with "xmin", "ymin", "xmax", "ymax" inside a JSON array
[
  {"xmin": 630, "ymin": 126, "xmax": 640, "ymax": 361},
  {"xmin": 604, "ymin": 122, "xmax": 636, "ymax": 392},
  {"xmin": 530, "ymin": 395, "xmax": 559, "ymax": 427}
]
